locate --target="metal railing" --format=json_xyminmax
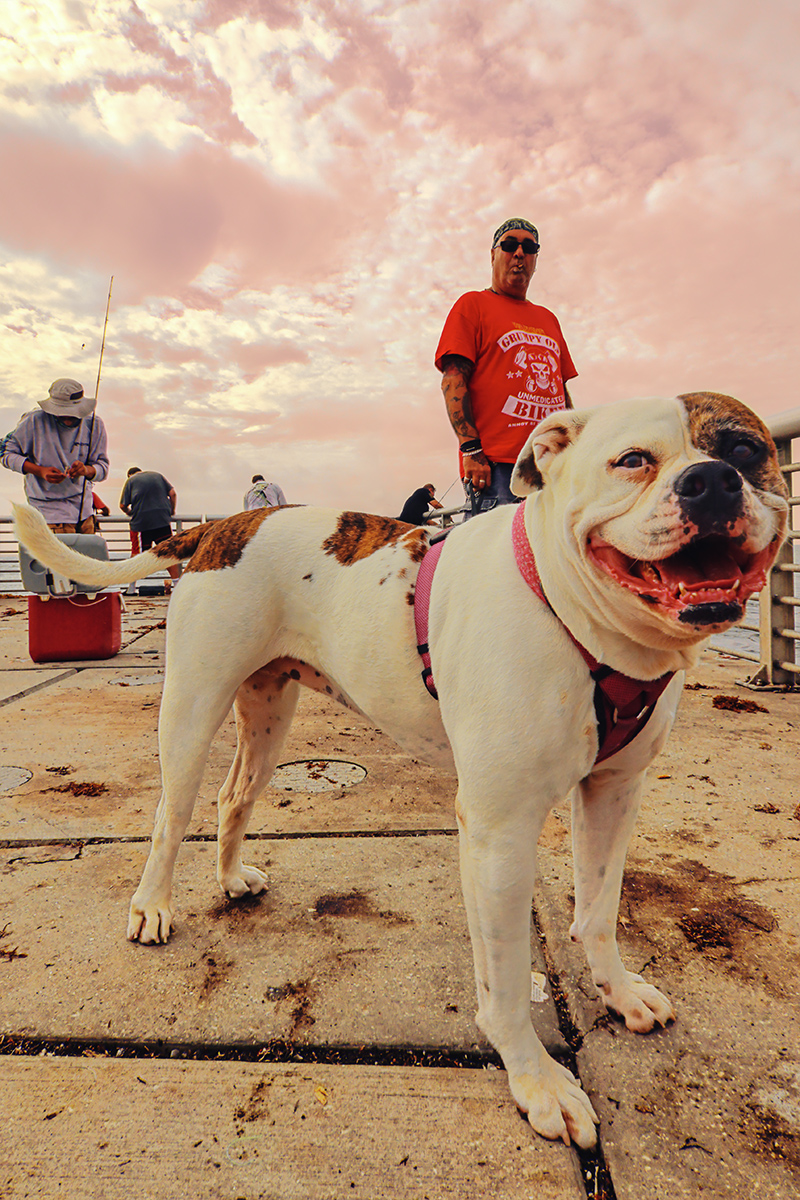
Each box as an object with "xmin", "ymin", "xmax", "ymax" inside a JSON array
[{"xmin": 748, "ymin": 408, "xmax": 800, "ymax": 687}]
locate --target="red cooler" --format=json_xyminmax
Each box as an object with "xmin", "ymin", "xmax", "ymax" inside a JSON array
[{"xmin": 27, "ymin": 593, "xmax": 122, "ymax": 663}]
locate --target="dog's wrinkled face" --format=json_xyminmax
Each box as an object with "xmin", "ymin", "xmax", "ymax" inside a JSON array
[{"xmin": 512, "ymin": 393, "xmax": 789, "ymax": 636}]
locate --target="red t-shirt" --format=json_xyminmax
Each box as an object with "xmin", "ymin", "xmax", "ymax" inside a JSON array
[{"xmin": 435, "ymin": 290, "xmax": 577, "ymax": 463}]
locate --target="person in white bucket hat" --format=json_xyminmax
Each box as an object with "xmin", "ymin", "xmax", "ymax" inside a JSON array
[{"xmin": 1, "ymin": 378, "xmax": 109, "ymax": 531}]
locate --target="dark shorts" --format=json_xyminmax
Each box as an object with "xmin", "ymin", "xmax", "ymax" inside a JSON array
[{"xmin": 140, "ymin": 525, "xmax": 173, "ymax": 551}]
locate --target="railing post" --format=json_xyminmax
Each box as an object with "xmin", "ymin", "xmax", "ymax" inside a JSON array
[{"xmin": 751, "ymin": 430, "xmax": 797, "ymax": 687}]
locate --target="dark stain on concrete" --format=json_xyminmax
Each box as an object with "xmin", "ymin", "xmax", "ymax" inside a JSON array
[
  {"xmin": 313, "ymin": 889, "xmax": 411, "ymax": 926},
  {"xmin": 620, "ymin": 859, "xmax": 788, "ymax": 996}
]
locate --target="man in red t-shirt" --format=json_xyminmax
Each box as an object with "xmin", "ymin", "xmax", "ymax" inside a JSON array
[{"xmin": 435, "ymin": 218, "xmax": 577, "ymax": 514}]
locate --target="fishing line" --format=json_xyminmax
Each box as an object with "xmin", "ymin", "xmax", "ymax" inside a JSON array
[{"xmin": 76, "ymin": 275, "xmax": 113, "ymax": 531}]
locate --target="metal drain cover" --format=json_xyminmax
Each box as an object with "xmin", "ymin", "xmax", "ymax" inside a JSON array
[
  {"xmin": 269, "ymin": 759, "xmax": 366, "ymax": 793},
  {"xmin": 0, "ymin": 766, "xmax": 33, "ymax": 792}
]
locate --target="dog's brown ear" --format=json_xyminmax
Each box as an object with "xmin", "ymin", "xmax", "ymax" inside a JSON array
[{"xmin": 511, "ymin": 411, "xmax": 589, "ymax": 495}]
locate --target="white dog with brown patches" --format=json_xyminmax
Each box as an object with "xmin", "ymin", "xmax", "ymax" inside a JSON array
[{"xmin": 14, "ymin": 393, "xmax": 788, "ymax": 1148}]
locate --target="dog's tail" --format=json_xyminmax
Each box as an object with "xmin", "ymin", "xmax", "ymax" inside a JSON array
[{"xmin": 12, "ymin": 503, "xmax": 208, "ymax": 588}]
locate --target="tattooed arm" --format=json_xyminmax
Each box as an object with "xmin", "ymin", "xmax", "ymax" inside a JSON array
[{"xmin": 439, "ymin": 354, "xmax": 491, "ymax": 489}]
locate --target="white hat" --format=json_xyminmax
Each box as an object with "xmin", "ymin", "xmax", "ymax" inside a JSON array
[{"xmin": 38, "ymin": 378, "xmax": 96, "ymax": 419}]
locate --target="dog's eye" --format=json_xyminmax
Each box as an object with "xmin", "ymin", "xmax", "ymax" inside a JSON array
[
  {"xmin": 614, "ymin": 451, "xmax": 651, "ymax": 470},
  {"xmin": 726, "ymin": 438, "xmax": 764, "ymax": 467}
]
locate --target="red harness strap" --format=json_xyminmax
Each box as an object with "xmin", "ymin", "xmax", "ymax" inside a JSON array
[{"xmin": 413, "ymin": 510, "xmax": 674, "ymax": 762}]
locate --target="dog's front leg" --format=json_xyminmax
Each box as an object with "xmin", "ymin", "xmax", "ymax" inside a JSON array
[
  {"xmin": 458, "ymin": 802, "xmax": 599, "ymax": 1148},
  {"xmin": 570, "ymin": 767, "xmax": 675, "ymax": 1031}
]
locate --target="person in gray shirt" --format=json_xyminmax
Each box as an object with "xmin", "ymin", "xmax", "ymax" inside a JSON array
[
  {"xmin": 120, "ymin": 467, "xmax": 180, "ymax": 587},
  {"xmin": 1, "ymin": 378, "xmax": 109, "ymax": 531}
]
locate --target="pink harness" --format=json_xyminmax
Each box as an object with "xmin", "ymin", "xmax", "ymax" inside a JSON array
[
  {"xmin": 414, "ymin": 536, "xmax": 446, "ymax": 701},
  {"xmin": 414, "ymin": 506, "xmax": 674, "ymax": 765}
]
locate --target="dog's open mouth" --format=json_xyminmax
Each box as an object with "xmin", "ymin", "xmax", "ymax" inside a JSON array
[{"xmin": 587, "ymin": 534, "xmax": 774, "ymax": 625}]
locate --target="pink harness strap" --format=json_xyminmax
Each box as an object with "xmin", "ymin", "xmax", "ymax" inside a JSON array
[
  {"xmin": 414, "ymin": 535, "xmax": 446, "ymax": 699},
  {"xmin": 413, "ymin": 509, "xmax": 674, "ymax": 762}
]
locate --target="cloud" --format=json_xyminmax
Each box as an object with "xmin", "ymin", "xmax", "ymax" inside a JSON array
[{"xmin": 0, "ymin": 129, "xmax": 366, "ymax": 299}]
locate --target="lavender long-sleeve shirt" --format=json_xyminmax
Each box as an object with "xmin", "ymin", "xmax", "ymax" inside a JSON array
[{"xmin": 1, "ymin": 409, "xmax": 109, "ymax": 524}]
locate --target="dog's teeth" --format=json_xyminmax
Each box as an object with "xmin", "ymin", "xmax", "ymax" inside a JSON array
[
  {"xmin": 678, "ymin": 581, "xmax": 688, "ymax": 596},
  {"xmin": 732, "ymin": 579, "xmax": 740, "ymax": 592}
]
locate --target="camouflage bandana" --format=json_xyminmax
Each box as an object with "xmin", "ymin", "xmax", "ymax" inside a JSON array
[{"xmin": 491, "ymin": 218, "xmax": 539, "ymax": 249}]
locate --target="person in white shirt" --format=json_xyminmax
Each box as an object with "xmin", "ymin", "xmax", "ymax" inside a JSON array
[{"xmin": 243, "ymin": 474, "xmax": 287, "ymax": 510}]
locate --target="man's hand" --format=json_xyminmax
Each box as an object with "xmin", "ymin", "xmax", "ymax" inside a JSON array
[
  {"xmin": 462, "ymin": 448, "xmax": 491, "ymax": 490},
  {"xmin": 24, "ymin": 462, "xmax": 66, "ymax": 483},
  {"xmin": 67, "ymin": 462, "xmax": 95, "ymax": 480}
]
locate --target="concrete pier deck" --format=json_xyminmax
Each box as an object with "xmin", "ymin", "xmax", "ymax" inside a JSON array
[{"xmin": 0, "ymin": 596, "xmax": 797, "ymax": 1198}]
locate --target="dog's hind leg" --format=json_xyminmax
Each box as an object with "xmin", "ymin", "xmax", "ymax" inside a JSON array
[
  {"xmin": 570, "ymin": 766, "xmax": 675, "ymax": 1032},
  {"xmin": 216, "ymin": 668, "xmax": 300, "ymax": 898},
  {"xmin": 127, "ymin": 675, "xmax": 238, "ymax": 945}
]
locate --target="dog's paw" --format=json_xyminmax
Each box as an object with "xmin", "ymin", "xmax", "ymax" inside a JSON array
[
  {"xmin": 509, "ymin": 1058, "xmax": 599, "ymax": 1148},
  {"xmin": 219, "ymin": 863, "xmax": 269, "ymax": 899},
  {"xmin": 600, "ymin": 971, "xmax": 675, "ymax": 1033},
  {"xmin": 127, "ymin": 897, "xmax": 174, "ymax": 945}
]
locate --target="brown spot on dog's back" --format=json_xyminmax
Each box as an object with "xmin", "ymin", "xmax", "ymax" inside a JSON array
[
  {"xmin": 182, "ymin": 508, "xmax": 280, "ymax": 574},
  {"xmin": 678, "ymin": 392, "xmax": 787, "ymax": 497},
  {"xmin": 322, "ymin": 512, "xmax": 413, "ymax": 565},
  {"xmin": 400, "ymin": 527, "xmax": 429, "ymax": 563},
  {"xmin": 151, "ymin": 522, "xmax": 209, "ymax": 561}
]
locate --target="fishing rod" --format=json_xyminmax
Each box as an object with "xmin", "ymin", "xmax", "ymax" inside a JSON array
[
  {"xmin": 76, "ymin": 275, "xmax": 114, "ymax": 532},
  {"xmin": 94, "ymin": 274, "xmax": 114, "ymax": 399}
]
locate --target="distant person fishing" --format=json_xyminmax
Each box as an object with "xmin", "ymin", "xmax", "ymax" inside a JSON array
[{"xmin": 0, "ymin": 378, "xmax": 109, "ymax": 532}]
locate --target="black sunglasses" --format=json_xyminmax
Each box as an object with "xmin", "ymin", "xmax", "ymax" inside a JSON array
[{"xmin": 498, "ymin": 236, "xmax": 540, "ymax": 255}]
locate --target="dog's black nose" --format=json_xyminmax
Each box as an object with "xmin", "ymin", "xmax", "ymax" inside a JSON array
[{"xmin": 675, "ymin": 460, "xmax": 743, "ymax": 507}]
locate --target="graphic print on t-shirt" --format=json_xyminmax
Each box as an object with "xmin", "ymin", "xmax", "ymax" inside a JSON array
[{"xmin": 498, "ymin": 329, "xmax": 565, "ymax": 425}]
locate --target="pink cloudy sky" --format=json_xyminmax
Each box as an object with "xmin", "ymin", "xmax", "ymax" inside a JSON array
[{"xmin": 0, "ymin": 0, "xmax": 798, "ymax": 519}]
